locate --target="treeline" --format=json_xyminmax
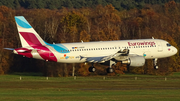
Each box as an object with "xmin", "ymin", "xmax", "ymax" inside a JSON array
[
  {"xmin": 1, "ymin": 0, "xmax": 180, "ymax": 10},
  {"xmin": 0, "ymin": 1, "xmax": 180, "ymax": 76}
]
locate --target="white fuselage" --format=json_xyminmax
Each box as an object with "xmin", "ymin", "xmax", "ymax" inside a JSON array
[{"xmin": 48, "ymin": 39, "xmax": 177, "ymax": 63}]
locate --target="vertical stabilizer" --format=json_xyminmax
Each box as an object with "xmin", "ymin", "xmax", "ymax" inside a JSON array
[{"xmin": 15, "ymin": 16, "xmax": 45, "ymax": 47}]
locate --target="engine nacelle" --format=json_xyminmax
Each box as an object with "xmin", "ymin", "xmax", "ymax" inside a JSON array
[{"xmin": 122, "ymin": 56, "xmax": 145, "ymax": 67}]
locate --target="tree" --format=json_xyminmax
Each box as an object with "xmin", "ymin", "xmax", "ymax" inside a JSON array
[
  {"xmin": 79, "ymin": 30, "xmax": 90, "ymax": 42},
  {"xmin": 60, "ymin": 11, "xmax": 87, "ymax": 42},
  {"xmin": 26, "ymin": 0, "xmax": 37, "ymax": 9},
  {"xmin": 114, "ymin": 62, "xmax": 127, "ymax": 75},
  {"xmin": 14, "ymin": 0, "xmax": 21, "ymax": 9},
  {"xmin": 78, "ymin": 63, "xmax": 91, "ymax": 76}
]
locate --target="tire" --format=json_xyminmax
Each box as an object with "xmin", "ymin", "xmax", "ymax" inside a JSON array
[
  {"xmin": 154, "ymin": 66, "xmax": 158, "ymax": 69},
  {"xmin": 107, "ymin": 68, "xmax": 114, "ymax": 73},
  {"xmin": 89, "ymin": 66, "xmax": 95, "ymax": 72}
]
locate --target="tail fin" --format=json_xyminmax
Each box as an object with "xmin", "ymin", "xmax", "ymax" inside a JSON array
[{"xmin": 15, "ymin": 16, "xmax": 46, "ymax": 47}]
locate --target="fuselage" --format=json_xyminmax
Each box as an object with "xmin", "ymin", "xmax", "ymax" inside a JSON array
[{"xmin": 17, "ymin": 39, "xmax": 176, "ymax": 63}]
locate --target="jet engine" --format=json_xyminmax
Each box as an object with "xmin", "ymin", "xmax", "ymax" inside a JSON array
[{"xmin": 122, "ymin": 56, "xmax": 145, "ymax": 67}]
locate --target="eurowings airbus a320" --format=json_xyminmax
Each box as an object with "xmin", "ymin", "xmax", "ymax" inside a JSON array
[{"xmin": 5, "ymin": 16, "xmax": 178, "ymax": 73}]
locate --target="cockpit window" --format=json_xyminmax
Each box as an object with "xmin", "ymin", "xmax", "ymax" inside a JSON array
[{"xmin": 167, "ymin": 43, "xmax": 171, "ymax": 47}]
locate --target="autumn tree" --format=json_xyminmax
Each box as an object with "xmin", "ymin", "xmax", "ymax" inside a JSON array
[
  {"xmin": 114, "ymin": 62, "xmax": 127, "ymax": 75},
  {"xmin": 60, "ymin": 11, "xmax": 87, "ymax": 42},
  {"xmin": 0, "ymin": 6, "xmax": 15, "ymax": 74},
  {"xmin": 77, "ymin": 63, "xmax": 91, "ymax": 76},
  {"xmin": 79, "ymin": 30, "xmax": 90, "ymax": 42}
]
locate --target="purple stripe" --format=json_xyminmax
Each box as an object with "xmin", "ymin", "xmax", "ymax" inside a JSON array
[
  {"xmin": 33, "ymin": 46, "xmax": 57, "ymax": 62},
  {"xmin": 20, "ymin": 32, "xmax": 42, "ymax": 46}
]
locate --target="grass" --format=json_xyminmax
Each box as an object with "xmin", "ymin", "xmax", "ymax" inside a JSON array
[{"xmin": 0, "ymin": 73, "xmax": 180, "ymax": 101}]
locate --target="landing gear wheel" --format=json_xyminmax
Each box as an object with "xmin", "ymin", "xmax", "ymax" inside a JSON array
[
  {"xmin": 89, "ymin": 66, "xmax": 95, "ymax": 72},
  {"xmin": 107, "ymin": 68, "xmax": 114, "ymax": 73},
  {"xmin": 153, "ymin": 58, "xmax": 158, "ymax": 70},
  {"xmin": 154, "ymin": 66, "xmax": 158, "ymax": 69}
]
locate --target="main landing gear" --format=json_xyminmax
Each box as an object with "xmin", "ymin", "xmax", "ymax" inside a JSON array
[
  {"xmin": 88, "ymin": 63, "xmax": 96, "ymax": 72},
  {"xmin": 88, "ymin": 60, "xmax": 116, "ymax": 73},
  {"xmin": 153, "ymin": 58, "xmax": 158, "ymax": 69},
  {"xmin": 106, "ymin": 60, "xmax": 115, "ymax": 73}
]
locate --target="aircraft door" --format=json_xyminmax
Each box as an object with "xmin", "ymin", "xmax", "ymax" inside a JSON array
[{"xmin": 157, "ymin": 42, "xmax": 163, "ymax": 52}]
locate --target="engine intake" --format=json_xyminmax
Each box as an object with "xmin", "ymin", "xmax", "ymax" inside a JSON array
[{"xmin": 122, "ymin": 56, "xmax": 145, "ymax": 67}]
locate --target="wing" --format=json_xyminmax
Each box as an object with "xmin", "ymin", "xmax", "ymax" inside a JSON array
[{"xmin": 83, "ymin": 49, "xmax": 129, "ymax": 63}]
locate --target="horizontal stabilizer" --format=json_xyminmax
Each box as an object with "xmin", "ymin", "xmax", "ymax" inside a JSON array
[{"xmin": 4, "ymin": 48, "xmax": 14, "ymax": 50}]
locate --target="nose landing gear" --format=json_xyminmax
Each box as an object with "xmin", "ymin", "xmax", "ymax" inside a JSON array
[{"xmin": 153, "ymin": 58, "xmax": 158, "ymax": 69}]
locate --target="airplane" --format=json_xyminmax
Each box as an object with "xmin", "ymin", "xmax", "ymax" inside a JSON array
[{"xmin": 5, "ymin": 16, "xmax": 178, "ymax": 73}]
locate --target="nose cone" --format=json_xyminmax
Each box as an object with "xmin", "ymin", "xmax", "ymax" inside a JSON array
[{"xmin": 172, "ymin": 46, "xmax": 178, "ymax": 55}]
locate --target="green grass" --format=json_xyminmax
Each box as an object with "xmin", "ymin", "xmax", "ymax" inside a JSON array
[{"xmin": 0, "ymin": 73, "xmax": 180, "ymax": 101}]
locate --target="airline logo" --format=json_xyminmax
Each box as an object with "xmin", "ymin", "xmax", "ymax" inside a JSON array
[{"xmin": 128, "ymin": 41, "xmax": 156, "ymax": 46}]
